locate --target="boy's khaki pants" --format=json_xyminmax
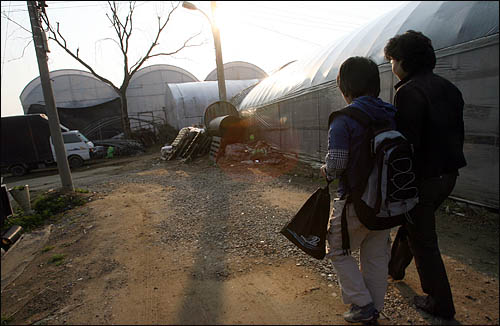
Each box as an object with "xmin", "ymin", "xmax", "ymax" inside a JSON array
[{"xmin": 326, "ymin": 198, "xmax": 391, "ymax": 312}]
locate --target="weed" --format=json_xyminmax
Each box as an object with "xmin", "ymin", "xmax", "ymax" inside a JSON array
[
  {"xmin": 48, "ymin": 253, "xmax": 65, "ymax": 265},
  {"xmin": 1, "ymin": 190, "xmax": 87, "ymax": 233},
  {"xmin": 2, "ymin": 213, "xmax": 43, "ymax": 233},
  {"xmin": 1, "ymin": 314, "xmax": 13, "ymax": 325},
  {"xmin": 10, "ymin": 185, "xmax": 25, "ymax": 191},
  {"xmin": 32, "ymin": 191, "xmax": 86, "ymax": 218},
  {"xmin": 75, "ymin": 188, "xmax": 90, "ymax": 193},
  {"xmin": 41, "ymin": 245, "xmax": 55, "ymax": 253}
]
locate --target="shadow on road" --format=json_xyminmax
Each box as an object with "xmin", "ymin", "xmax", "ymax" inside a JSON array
[{"xmin": 174, "ymin": 164, "xmax": 248, "ymax": 324}]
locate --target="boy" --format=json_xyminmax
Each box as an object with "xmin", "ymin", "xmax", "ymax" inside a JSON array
[{"xmin": 321, "ymin": 56, "xmax": 396, "ymax": 324}]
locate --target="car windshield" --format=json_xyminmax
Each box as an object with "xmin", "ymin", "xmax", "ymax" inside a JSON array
[{"xmin": 78, "ymin": 133, "xmax": 90, "ymax": 142}]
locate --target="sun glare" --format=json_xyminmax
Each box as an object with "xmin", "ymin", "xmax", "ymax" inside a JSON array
[{"xmin": 212, "ymin": 5, "xmax": 234, "ymax": 31}]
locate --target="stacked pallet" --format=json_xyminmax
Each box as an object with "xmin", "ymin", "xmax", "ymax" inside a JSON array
[
  {"xmin": 163, "ymin": 127, "xmax": 212, "ymax": 162},
  {"xmin": 209, "ymin": 137, "xmax": 222, "ymax": 162}
]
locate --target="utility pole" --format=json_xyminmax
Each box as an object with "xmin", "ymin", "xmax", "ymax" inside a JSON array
[
  {"xmin": 210, "ymin": 1, "xmax": 227, "ymax": 101},
  {"xmin": 27, "ymin": 1, "xmax": 74, "ymax": 192}
]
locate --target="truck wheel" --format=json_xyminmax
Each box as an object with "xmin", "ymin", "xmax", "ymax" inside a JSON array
[
  {"xmin": 10, "ymin": 165, "xmax": 27, "ymax": 177},
  {"xmin": 69, "ymin": 156, "xmax": 84, "ymax": 169}
]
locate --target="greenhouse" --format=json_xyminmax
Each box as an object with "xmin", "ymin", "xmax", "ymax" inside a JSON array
[
  {"xmin": 127, "ymin": 64, "xmax": 199, "ymax": 130},
  {"xmin": 237, "ymin": 1, "xmax": 499, "ymax": 208},
  {"xmin": 165, "ymin": 79, "xmax": 259, "ymax": 130},
  {"xmin": 204, "ymin": 61, "xmax": 268, "ymax": 81},
  {"xmin": 20, "ymin": 69, "xmax": 117, "ymax": 113},
  {"xmin": 19, "ymin": 63, "xmax": 265, "ymax": 137}
]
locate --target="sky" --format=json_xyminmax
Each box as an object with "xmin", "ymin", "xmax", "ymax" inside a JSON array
[{"xmin": 0, "ymin": 1, "xmax": 407, "ymax": 117}]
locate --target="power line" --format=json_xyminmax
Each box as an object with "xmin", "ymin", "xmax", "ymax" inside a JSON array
[
  {"xmin": 0, "ymin": 3, "xmax": 27, "ymax": 7},
  {"xmin": 236, "ymin": 19, "xmax": 323, "ymax": 47},
  {"xmin": 221, "ymin": 2, "xmax": 363, "ymax": 29},
  {"xmin": 230, "ymin": 10, "xmax": 359, "ymax": 33},
  {"xmin": 193, "ymin": 1, "xmax": 361, "ymax": 29},
  {"xmin": 2, "ymin": 3, "xmax": 108, "ymax": 13},
  {"xmin": 226, "ymin": 5, "xmax": 361, "ymax": 28},
  {"xmin": 250, "ymin": 4, "xmax": 362, "ymax": 28},
  {"xmin": 1, "ymin": 0, "xmax": 74, "ymax": 7},
  {"xmin": 214, "ymin": 8, "xmax": 357, "ymax": 43},
  {"xmin": 1, "ymin": 1, "xmax": 13, "ymax": 85}
]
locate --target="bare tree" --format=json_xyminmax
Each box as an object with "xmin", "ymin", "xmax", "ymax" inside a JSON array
[{"xmin": 41, "ymin": 1, "xmax": 202, "ymax": 137}]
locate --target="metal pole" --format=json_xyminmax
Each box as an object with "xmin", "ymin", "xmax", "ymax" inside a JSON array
[
  {"xmin": 27, "ymin": 1, "xmax": 74, "ymax": 192},
  {"xmin": 210, "ymin": 1, "xmax": 227, "ymax": 101}
]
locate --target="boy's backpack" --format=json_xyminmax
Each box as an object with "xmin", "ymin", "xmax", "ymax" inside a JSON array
[{"xmin": 328, "ymin": 106, "xmax": 419, "ymax": 232}]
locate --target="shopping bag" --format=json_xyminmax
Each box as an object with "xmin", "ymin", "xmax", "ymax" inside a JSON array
[{"xmin": 280, "ymin": 180, "xmax": 331, "ymax": 259}]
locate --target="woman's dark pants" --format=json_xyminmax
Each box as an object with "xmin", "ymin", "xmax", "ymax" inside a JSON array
[{"xmin": 388, "ymin": 173, "xmax": 457, "ymax": 318}]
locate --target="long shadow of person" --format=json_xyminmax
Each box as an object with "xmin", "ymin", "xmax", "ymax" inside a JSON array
[{"xmin": 174, "ymin": 162, "xmax": 248, "ymax": 324}]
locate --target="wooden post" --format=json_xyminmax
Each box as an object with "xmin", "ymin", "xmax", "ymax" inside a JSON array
[{"xmin": 27, "ymin": 1, "xmax": 73, "ymax": 192}]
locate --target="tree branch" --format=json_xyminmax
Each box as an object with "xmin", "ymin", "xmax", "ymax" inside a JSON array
[
  {"xmin": 107, "ymin": 2, "xmax": 125, "ymax": 54},
  {"xmin": 43, "ymin": 13, "xmax": 120, "ymax": 93},
  {"xmin": 128, "ymin": 2, "xmax": 182, "ymax": 75},
  {"xmin": 146, "ymin": 32, "xmax": 204, "ymax": 59},
  {"xmin": 41, "ymin": 1, "xmax": 200, "ymax": 98},
  {"xmin": 124, "ymin": 1, "xmax": 135, "ymax": 55}
]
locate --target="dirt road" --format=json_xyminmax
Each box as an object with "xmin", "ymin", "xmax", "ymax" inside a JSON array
[{"xmin": 1, "ymin": 152, "xmax": 498, "ymax": 325}]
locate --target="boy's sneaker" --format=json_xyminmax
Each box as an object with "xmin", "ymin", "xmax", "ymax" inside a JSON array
[{"xmin": 343, "ymin": 302, "xmax": 379, "ymax": 324}]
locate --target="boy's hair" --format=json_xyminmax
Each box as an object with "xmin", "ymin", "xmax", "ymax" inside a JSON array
[
  {"xmin": 337, "ymin": 56, "xmax": 380, "ymax": 99},
  {"xmin": 384, "ymin": 30, "xmax": 436, "ymax": 74}
]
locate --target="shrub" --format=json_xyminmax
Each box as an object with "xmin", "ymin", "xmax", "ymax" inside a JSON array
[
  {"xmin": 48, "ymin": 253, "xmax": 65, "ymax": 265},
  {"xmin": 2, "ymin": 189, "xmax": 88, "ymax": 233},
  {"xmin": 32, "ymin": 191, "xmax": 86, "ymax": 219},
  {"xmin": 41, "ymin": 245, "xmax": 55, "ymax": 253}
]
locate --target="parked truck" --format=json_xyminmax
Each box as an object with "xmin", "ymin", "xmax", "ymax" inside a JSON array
[{"xmin": 1, "ymin": 114, "xmax": 95, "ymax": 176}]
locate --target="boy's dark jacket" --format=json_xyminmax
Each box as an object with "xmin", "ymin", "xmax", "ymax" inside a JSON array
[{"xmin": 327, "ymin": 96, "xmax": 396, "ymax": 196}]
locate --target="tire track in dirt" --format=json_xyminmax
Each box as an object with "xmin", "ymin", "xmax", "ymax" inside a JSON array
[{"xmin": 62, "ymin": 182, "xmax": 176, "ymax": 324}]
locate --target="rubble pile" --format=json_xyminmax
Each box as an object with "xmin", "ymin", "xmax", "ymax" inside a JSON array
[
  {"xmin": 221, "ymin": 140, "xmax": 285, "ymax": 165},
  {"xmin": 130, "ymin": 128, "xmax": 157, "ymax": 147},
  {"xmin": 93, "ymin": 139, "xmax": 145, "ymax": 156}
]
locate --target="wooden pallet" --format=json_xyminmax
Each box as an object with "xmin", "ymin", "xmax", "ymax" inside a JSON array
[
  {"xmin": 168, "ymin": 128, "xmax": 214, "ymax": 162},
  {"xmin": 209, "ymin": 136, "xmax": 222, "ymax": 162},
  {"xmin": 198, "ymin": 136, "xmax": 213, "ymax": 157},
  {"xmin": 171, "ymin": 127, "xmax": 190, "ymax": 147},
  {"xmin": 180, "ymin": 132, "xmax": 201, "ymax": 160},
  {"xmin": 184, "ymin": 134, "xmax": 212, "ymax": 162},
  {"xmin": 166, "ymin": 127, "xmax": 191, "ymax": 160}
]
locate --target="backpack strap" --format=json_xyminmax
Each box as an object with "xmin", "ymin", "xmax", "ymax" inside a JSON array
[
  {"xmin": 341, "ymin": 198, "xmax": 352, "ymax": 256},
  {"xmin": 327, "ymin": 105, "xmax": 372, "ymax": 128}
]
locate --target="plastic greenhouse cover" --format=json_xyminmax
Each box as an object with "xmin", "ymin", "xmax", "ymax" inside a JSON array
[
  {"xmin": 165, "ymin": 79, "xmax": 259, "ymax": 130},
  {"xmin": 238, "ymin": 1, "xmax": 499, "ymax": 112},
  {"xmin": 20, "ymin": 69, "xmax": 118, "ymax": 112}
]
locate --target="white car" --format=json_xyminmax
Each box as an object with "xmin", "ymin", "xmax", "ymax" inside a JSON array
[{"xmin": 50, "ymin": 131, "xmax": 95, "ymax": 168}]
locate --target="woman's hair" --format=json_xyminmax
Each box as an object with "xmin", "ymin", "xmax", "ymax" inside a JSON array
[
  {"xmin": 384, "ymin": 30, "xmax": 436, "ymax": 74},
  {"xmin": 337, "ymin": 56, "xmax": 380, "ymax": 99}
]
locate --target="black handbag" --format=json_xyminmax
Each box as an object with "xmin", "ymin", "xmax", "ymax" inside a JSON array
[{"xmin": 280, "ymin": 180, "xmax": 331, "ymax": 259}]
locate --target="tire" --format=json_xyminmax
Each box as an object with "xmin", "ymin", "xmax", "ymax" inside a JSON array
[
  {"xmin": 68, "ymin": 156, "xmax": 84, "ymax": 169},
  {"xmin": 10, "ymin": 164, "xmax": 27, "ymax": 177}
]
